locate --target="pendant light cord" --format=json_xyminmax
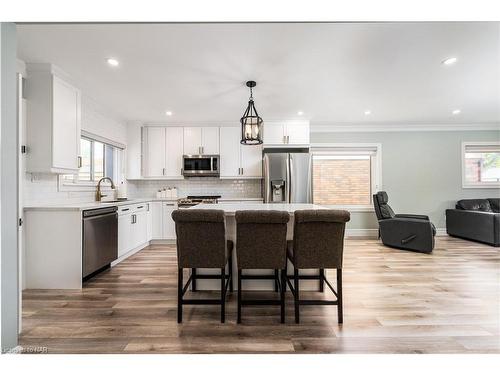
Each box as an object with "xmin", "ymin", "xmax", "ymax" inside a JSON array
[{"xmin": 249, "ymin": 86, "xmax": 253, "ymax": 100}]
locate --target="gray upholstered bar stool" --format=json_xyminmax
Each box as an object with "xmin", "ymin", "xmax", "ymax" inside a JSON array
[
  {"xmin": 235, "ymin": 210, "xmax": 290, "ymax": 324},
  {"xmin": 172, "ymin": 209, "xmax": 233, "ymax": 323},
  {"xmin": 285, "ymin": 209, "xmax": 350, "ymax": 324}
]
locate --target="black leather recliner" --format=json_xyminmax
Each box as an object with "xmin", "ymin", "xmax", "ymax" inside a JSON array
[{"xmin": 373, "ymin": 191, "xmax": 435, "ymax": 253}]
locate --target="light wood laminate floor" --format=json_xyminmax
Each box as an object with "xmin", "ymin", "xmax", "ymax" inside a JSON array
[{"xmin": 20, "ymin": 237, "xmax": 500, "ymax": 354}]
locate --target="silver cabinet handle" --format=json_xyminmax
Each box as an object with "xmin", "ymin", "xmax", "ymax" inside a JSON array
[
  {"xmin": 162, "ymin": 168, "xmax": 165, "ymax": 176},
  {"xmin": 77, "ymin": 156, "xmax": 82, "ymax": 168},
  {"xmin": 241, "ymin": 167, "xmax": 244, "ymax": 175},
  {"xmin": 283, "ymin": 135, "xmax": 286, "ymax": 144}
]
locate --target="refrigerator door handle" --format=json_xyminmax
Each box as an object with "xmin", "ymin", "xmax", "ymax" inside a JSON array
[{"xmin": 285, "ymin": 154, "xmax": 291, "ymax": 203}]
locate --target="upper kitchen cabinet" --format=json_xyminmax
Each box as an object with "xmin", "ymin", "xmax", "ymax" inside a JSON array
[
  {"xmin": 219, "ymin": 127, "xmax": 262, "ymax": 179},
  {"xmin": 142, "ymin": 126, "xmax": 183, "ymax": 178},
  {"xmin": 263, "ymin": 121, "xmax": 310, "ymax": 146},
  {"xmin": 184, "ymin": 127, "xmax": 219, "ymax": 155},
  {"xmin": 25, "ymin": 64, "xmax": 81, "ymax": 173}
]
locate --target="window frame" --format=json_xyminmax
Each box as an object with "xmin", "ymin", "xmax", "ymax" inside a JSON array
[
  {"xmin": 461, "ymin": 141, "xmax": 500, "ymax": 189},
  {"xmin": 310, "ymin": 143, "xmax": 382, "ymax": 212},
  {"xmin": 58, "ymin": 133, "xmax": 125, "ymax": 192}
]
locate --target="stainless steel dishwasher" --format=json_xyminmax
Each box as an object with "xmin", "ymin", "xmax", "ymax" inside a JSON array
[{"xmin": 82, "ymin": 206, "xmax": 118, "ymax": 280}]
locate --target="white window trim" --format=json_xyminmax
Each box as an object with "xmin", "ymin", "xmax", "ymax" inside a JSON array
[
  {"xmin": 58, "ymin": 133, "xmax": 125, "ymax": 192},
  {"xmin": 310, "ymin": 143, "xmax": 382, "ymax": 211},
  {"xmin": 461, "ymin": 141, "xmax": 500, "ymax": 189}
]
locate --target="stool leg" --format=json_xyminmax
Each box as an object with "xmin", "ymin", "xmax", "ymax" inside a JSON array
[
  {"xmin": 319, "ymin": 269, "xmax": 324, "ymax": 292},
  {"xmin": 229, "ymin": 253, "xmax": 234, "ymax": 293},
  {"xmin": 274, "ymin": 269, "xmax": 279, "ymax": 292},
  {"xmin": 294, "ymin": 268, "xmax": 300, "ymax": 324},
  {"xmin": 280, "ymin": 268, "xmax": 286, "ymax": 324},
  {"xmin": 337, "ymin": 268, "xmax": 343, "ymax": 324},
  {"xmin": 237, "ymin": 269, "xmax": 242, "ymax": 324},
  {"xmin": 220, "ymin": 267, "xmax": 226, "ymax": 323},
  {"xmin": 191, "ymin": 268, "xmax": 197, "ymax": 292},
  {"xmin": 177, "ymin": 268, "xmax": 183, "ymax": 323},
  {"xmin": 283, "ymin": 260, "xmax": 287, "ymax": 292}
]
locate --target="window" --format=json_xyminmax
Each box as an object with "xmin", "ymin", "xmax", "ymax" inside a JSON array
[
  {"xmin": 462, "ymin": 142, "xmax": 500, "ymax": 188},
  {"xmin": 311, "ymin": 144, "xmax": 381, "ymax": 210},
  {"xmin": 60, "ymin": 134, "xmax": 123, "ymax": 190}
]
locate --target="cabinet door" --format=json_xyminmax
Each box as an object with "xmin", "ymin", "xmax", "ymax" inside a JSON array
[
  {"xmin": 151, "ymin": 202, "xmax": 163, "ymax": 239},
  {"xmin": 118, "ymin": 213, "xmax": 132, "ymax": 258},
  {"xmin": 183, "ymin": 127, "xmax": 202, "ymax": 155},
  {"xmin": 144, "ymin": 127, "xmax": 166, "ymax": 177},
  {"xmin": 162, "ymin": 202, "xmax": 177, "ymax": 239},
  {"xmin": 134, "ymin": 210, "xmax": 148, "ymax": 247},
  {"xmin": 52, "ymin": 76, "xmax": 81, "ymax": 170},
  {"xmin": 146, "ymin": 203, "xmax": 153, "ymax": 241},
  {"xmin": 263, "ymin": 124, "xmax": 285, "ymax": 145},
  {"xmin": 201, "ymin": 127, "xmax": 219, "ymax": 154},
  {"xmin": 241, "ymin": 143, "xmax": 263, "ymax": 177},
  {"xmin": 219, "ymin": 127, "xmax": 241, "ymax": 178},
  {"xmin": 286, "ymin": 123, "xmax": 310, "ymax": 144},
  {"xmin": 165, "ymin": 127, "xmax": 184, "ymax": 177}
]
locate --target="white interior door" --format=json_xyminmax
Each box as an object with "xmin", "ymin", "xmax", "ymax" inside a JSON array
[
  {"xmin": 201, "ymin": 127, "xmax": 219, "ymax": 154},
  {"xmin": 183, "ymin": 127, "xmax": 202, "ymax": 155},
  {"xmin": 219, "ymin": 127, "xmax": 240, "ymax": 177},
  {"xmin": 263, "ymin": 123, "xmax": 285, "ymax": 145},
  {"xmin": 144, "ymin": 127, "xmax": 166, "ymax": 177},
  {"xmin": 52, "ymin": 76, "xmax": 80, "ymax": 170},
  {"xmin": 286, "ymin": 123, "xmax": 310, "ymax": 144},
  {"xmin": 241, "ymin": 143, "xmax": 263, "ymax": 177},
  {"xmin": 165, "ymin": 127, "xmax": 184, "ymax": 177}
]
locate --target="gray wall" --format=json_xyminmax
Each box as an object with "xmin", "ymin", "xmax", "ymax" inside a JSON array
[
  {"xmin": 1, "ymin": 23, "xmax": 19, "ymax": 350},
  {"xmin": 311, "ymin": 129, "xmax": 500, "ymax": 230}
]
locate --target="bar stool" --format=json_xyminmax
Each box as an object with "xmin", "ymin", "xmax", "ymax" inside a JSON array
[
  {"xmin": 235, "ymin": 210, "xmax": 290, "ymax": 324},
  {"xmin": 172, "ymin": 209, "xmax": 233, "ymax": 323},
  {"xmin": 285, "ymin": 209, "xmax": 350, "ymax": 324}
]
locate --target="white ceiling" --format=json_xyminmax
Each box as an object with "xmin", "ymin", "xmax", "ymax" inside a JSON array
[{"xmin": 17, "ymin": 22, "xmax": 500, "ymax": 125}]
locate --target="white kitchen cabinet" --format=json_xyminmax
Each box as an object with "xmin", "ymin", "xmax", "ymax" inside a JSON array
[
  {"xmin": 165, "ymin": 127, "xmax": 184, "ymax": 177},
  {"xmin": 219, "ymin": 127, "xmax": 262, "ymax": 178},
  {"xmin": 146, "ymin": 203, "xmax": 153, "ymax": 241},
  {"xmin": 162, "ymin": 202, "xmax": 177, "ymax": 239},
  {"xmin": 263, "ymin": 122, "xmax": 310, "ymax": 146},
  {"xmin": 118, "ymin": 212, "xmax": 133, "ymax": 258},
  {"xmin": 131, "ymin": 208, "xmax": 148, "ymax": 249},
  {"xmin": 26, "ymin": 64, "xmax": 81, "ymax": 173},
  {"xmin": 183, "ymin": 127, "xmax": 202, "ymax": 155},
  {"xmin": 144, "ymin": 127, "xmax": 166, "ymax": 177},
  {"xmin": 150, "ymin": 201, "xmax": 164, "ymax": 240},
  {"xmin": 219, "ymin": 127, "xmax": 241, "ymax": 177},
  {"xmin": 184, "ymin": 127, "xmax": 219, "ymax": 155}
]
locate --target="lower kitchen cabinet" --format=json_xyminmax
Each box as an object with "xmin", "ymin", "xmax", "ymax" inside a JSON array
[
  {"xmin": 117, "ymin": 203, "xmax": 149, "ymax": 258},
  {"xmin": 150, "ymin": 200, "xmax": 177, "ymax": 240},
  {"xmin": 162, "ymin": 201, "xmax": 177, "ymax": 239}
]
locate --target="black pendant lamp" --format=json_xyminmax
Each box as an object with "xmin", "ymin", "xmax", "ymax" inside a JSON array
[{"xmin": 240, "ymin": 81, "xmax": 263, "ymax": 145}]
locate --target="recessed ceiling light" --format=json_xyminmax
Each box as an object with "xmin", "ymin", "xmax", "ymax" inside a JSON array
[
  {"xmin": 442, "ymin": 57, "xmax": 457, "ymax": 66},
  {"xmin": 452, "ymin": 109, "xmax": 461, "ymax": 115},
  {"xmin": 106, "ymin": 58, "xmax": 119, "ymax": 67},
  {"xmin": 297, "ymin": 111, "xmax": 304, "ymax": 116},
  {"xmin": 165, "ymin": 111, "xmax": 173, "ymax": 116},
  {"xmin": 364, "ymin": 110, "xmax": 371, "ymax": 115}
]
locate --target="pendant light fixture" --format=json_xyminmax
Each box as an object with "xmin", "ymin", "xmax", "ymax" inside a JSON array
[{"xmin": 240, "ymin": 81, "xmax": 263, "ymax": 145}]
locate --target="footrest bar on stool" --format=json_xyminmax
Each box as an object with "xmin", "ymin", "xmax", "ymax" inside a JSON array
[
  {"xmin": 241, "ymin": 299, "xmax": 282, "ymax": 306},
  {"xmin": 299, "ymin": 300, "xmax": 338, "ymax": 305}
]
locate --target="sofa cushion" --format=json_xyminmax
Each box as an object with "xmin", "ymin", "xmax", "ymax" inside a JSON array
[
  {"xmin": 488, "ymin": 198, "xmax": 500, "ymax": 213},
  {"xmin": 456, "ymin": 199, "xmax": 493, "ymax": 212}
]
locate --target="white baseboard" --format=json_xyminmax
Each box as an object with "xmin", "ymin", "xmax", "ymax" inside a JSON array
[
  {"xmin": 150, "ymin": 239, "xmax": 176, "ymax": 245},
  {"xmin": 345, "ymin": 228, "xmax": 448, "ymax": 238},
  {"xmin": 111, "ymin": 242, "xmax": 149, "ymax": 266},
  {"xmin": 346, "ymin": 229, "xmax": 378, "ymax": 238}
]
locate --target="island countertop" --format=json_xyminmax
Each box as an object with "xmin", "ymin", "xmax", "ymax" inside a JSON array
[{"xmin": 191, "ymin": 202, "xmax": 326, "ymax": 215}]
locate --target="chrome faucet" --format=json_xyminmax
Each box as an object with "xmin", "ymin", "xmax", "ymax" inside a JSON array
[{"xmin": 95, "ymin": 177, "xmax": 116, "ymax": 201}]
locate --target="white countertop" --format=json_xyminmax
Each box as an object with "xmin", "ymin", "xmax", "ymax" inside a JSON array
[
  {"xmin": 23, "ymin": 197, "xmax": 265, "ymax": 211},
  {"xmin": 191, "ymin": 202, "xmax": 325, "ymax": 215},
  {"xmin": 23, "ymin": 198, "xmax": 178, "ymax": 212}
]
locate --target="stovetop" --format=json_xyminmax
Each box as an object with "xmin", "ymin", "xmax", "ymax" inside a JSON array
[{"xmin": 186, "ymin": 195, "xmax": 221, "ymax": 200}]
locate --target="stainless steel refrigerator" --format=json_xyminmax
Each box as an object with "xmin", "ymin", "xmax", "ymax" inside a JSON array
[{"xmin": 263, "ymin": 148, "xmax": 312, "ymax": 203}]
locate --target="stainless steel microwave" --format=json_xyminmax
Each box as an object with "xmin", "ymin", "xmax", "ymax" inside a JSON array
[{"xmin": 182, "ymin": 155, "xmax": 220, "ymax": 177}]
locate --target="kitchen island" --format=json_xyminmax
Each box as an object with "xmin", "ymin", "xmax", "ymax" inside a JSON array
[{"xmin": 188, "ymin": 203, "xmax": 327, "ymax": 291}]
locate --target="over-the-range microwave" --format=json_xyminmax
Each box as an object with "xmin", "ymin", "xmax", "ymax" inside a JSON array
[{"xmin": 182, "ymin": 155, "xmax": 220, "ymax": 177}]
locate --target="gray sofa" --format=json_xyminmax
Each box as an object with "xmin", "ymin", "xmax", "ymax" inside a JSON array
[{"xmin": 446, "ymin": 198, "xmax": 500, "ymax": 247}]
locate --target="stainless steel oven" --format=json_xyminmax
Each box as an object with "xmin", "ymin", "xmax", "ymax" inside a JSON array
[{"xmin": 182, "ymin": 155, "xmax": 220, "ymax": 177}]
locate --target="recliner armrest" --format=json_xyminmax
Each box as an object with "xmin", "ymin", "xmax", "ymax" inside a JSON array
[{"xmin": 395, "ymin": 214, "xmax": 429, "ymax": 221}]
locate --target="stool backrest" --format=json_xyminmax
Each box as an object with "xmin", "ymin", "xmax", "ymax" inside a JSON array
[
  {"xmin": 235, "ymin": 210, "xmax": 290, "ymax": 269},
  {"xmin": 171, "ymin": 209, "xmax": 226, "ymax": 268},
  {"xmin": 292, "ymin": 210, "xmax": 350, "ymax": 269}
]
